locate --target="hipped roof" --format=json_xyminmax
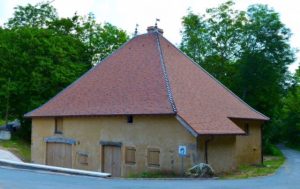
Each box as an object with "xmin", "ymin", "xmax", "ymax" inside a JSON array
[{"xmin": 25, "ymin": 30, "xmax": 269, "ymax": 135}]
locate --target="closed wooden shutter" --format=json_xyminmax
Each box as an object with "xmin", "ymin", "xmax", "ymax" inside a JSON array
[
  {"xmin": 148, "ymin": 148, "xmax": 160, "ymax": 167},
  {"xmin": 77, "ymin": 152, "xmax": 88, "ymax": 165},
  {"xmin": 125, "ymin": 147, "xmax": 136, "ymax": 164}
]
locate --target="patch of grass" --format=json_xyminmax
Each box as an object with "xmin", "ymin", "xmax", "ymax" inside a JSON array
[
  {"xmin": 0, "ymin": 119, "xmax": 5, "ymax": 126},
  {"xmin": 220, "ymin": 146, "xmax": 285, "ymax": 179},
  {"xmin": 128, "ymin": 171, "xmax": 178, "ymax": 178},
  {"xmin": 0, "ymin": 136, "xmax": 31, "ymax": 162}
]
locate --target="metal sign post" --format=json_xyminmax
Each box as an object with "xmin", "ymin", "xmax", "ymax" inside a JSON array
[{"xmin": 178, "ymin": 145, "xmax": 187, "ymax": 176}]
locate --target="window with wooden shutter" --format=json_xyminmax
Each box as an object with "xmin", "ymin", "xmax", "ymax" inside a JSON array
[
  {"xmin": 148, "ymin": 148, "xmax": 160, "ymax": 167},
  {"xmin": 125, "ymin": 147, "xmax": 136, "ymax": 164},
  {"xmin": 77, "ymin": 152, "xmax": 88, "ymax": 165},
  {"xmin": 55, "ymin": 118, "xmax": 63, "ymax": 134}
]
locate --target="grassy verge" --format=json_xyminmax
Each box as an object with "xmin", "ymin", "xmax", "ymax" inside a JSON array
[
  {"xmin": 128, "ymin": 171, "xmax": 178, "ymax": 178},
  {"xmin": 0, "ymin": 136, "xmax": 31, "ymax": 162},
  {"xmin": 220, "ymin": 146, "xmax": 285, "ymax": 179}
]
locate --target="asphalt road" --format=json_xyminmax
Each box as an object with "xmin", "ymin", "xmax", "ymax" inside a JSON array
[{"xmin": 0, "ymin": 146, "xmax": 299, "ymax": 189}]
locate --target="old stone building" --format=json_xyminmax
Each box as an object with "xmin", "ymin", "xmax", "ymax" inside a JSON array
[{"xmin": 26, "ymin": 26, "xmax": 269, "ymax": 177}]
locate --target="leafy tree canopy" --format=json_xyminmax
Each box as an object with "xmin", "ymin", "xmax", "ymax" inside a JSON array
[
  {"xmin": 180, "ymin": 1, "xmax": 295, "ymax": 116},
  {"xmin": 6, "ymin": 1, "xmax": 58, "ymax": 28},
  {"xmin": 0, "ymin": 2, "xmax": 129, "ymax": 140},
  {"xmin": 180, "ymin": 1, "xmax": 296, "ymax": 149}
]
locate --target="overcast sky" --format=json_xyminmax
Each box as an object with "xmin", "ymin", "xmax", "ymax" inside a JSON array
[{"xmin": 0, "ymin": 0, "xmax": 299, "ymax": 72}]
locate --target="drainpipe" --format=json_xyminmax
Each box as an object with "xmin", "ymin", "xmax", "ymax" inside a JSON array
[
  {"xmin": 261, "ymin": 125, "xmax": 264, "ymax": 164},
  {"xmin": 204, "ymin": 136, "xmax": 214, "ymax": 164},
  {"xmin": 195, "ymin": 135, "xmax": 200, "ymax": 163}
]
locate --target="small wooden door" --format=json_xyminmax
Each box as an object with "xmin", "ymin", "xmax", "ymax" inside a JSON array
[
  {"xmin": 46, "ymin": 142, "xmax": 72, "ymax": 168},
  {"xmin": 102, "ymin": 146, "xmax": 121, "ymax": 177}
]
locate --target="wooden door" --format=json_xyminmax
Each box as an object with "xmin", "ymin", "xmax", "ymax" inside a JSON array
[
  {"xmin": 102, "ymin": 146, "xmax": 121, "ymax": 177},
  {"xmin": 46, "ymin": 142, "xmax": 72, "ymax": 168}
]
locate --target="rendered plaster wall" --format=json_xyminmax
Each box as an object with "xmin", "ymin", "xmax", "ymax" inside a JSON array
[
  {"xmin": 234, "ymin": 119, "xmax": 263, "ymax": 165},
  {"xmin": 198, "ymin": 135, "xmax": 237, "ymax": 173},
  {"xmin": 31, "ymin": 115, "xmax": 197, "ymax": 176}
]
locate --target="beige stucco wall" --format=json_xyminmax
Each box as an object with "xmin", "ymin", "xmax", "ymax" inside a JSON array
[
  {"xmin": 234, "ymin": 119, "xmax": 263, "ymax": 165},
  {"xmin": 31, "ymin": 115, "xmax": 197, "ymax": 176},
  {"xmin": 196, "ymin": 119, "xmax": 263, "ymax": 173},
  {"xmin": 31, "ymin": 118, "xmax": 54, "ymax": 164},
  {"xmin": 198, "ymin": 135, "xmax": 237, "ymax": 172},
  {"xmin": 31, "ymin": 116, "xmax": 264, "ymax": 175}
]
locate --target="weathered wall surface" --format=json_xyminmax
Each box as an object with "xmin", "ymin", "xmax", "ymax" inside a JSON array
[
  {"xmin": 196, "ymin": 119, "xmax": 263, "ymax": 173},
  {"xmin": 31, "ymin": 118, "xmax": 54, "ymax": 164},
  {"xmin": 31, "ymin": 116, "xmax": 197, "ymax": 176},
  {"xmin": 234, "ymin": 119, "xmax": 263, "ymax": 165},
  {"xmin": 31, "ymin": 116, "xmax": 264, "ymax": 175},
  {"xmin": 198, "ymin": 136, "xmax": 237, "ymax": 172}
]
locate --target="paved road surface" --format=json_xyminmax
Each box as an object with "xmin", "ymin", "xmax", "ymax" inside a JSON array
[
  {"xmin": 0, "ymin": 146, "xmax": 299, "ymax": 189},
  {"xmin": 0, "ymin": 149, "xmax": 22, "ymax": 162}
]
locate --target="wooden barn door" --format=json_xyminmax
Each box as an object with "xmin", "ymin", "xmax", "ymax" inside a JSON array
[
  {"xmin": 102, "ymin": 146, "xmax": 121, "ymax": 177},
  {"xmin": 46, "ymin": 142, "xmax": 72, "ymax": 168}
]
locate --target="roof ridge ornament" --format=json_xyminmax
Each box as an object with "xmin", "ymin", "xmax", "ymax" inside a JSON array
[
  {"xmin": 147, "ymin": 19, "xmax": 164, "ymax": 35},
  {"xmin": 134, "ymin": 24, "xmax": 139, "ymax": 36},
  {"xmin": 155, "ymin": 18, "xmax": 160, "ymax": 28}
]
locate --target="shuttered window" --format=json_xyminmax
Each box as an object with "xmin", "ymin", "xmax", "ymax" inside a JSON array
[
  {"xmin": 148, "ymin": 148, "xmax": 160, "ymax": 167},
  {"xmin": 125, "ymin": 147, "xmax": 136, "ymax": 164},
  {"xmin": 77, "ymin": 152, "xmax": 88, "ymax": 165},
  {"xmin": 55, "ymin": 118, "xmax": 63, "ymax": 134}
]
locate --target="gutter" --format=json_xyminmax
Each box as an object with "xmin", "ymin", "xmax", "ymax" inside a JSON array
[{"xmin": 175, "ymin": 115, "xmax": 198, "ymax": 137}]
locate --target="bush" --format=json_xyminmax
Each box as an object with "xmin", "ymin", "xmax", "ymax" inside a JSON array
[
  {"xmin": 263, "ymin": 143, "xmax": 282, "ymax": 156},
  {"xmin": 13, "ymin": 118, "xmax": 31, "ymax": 142}
]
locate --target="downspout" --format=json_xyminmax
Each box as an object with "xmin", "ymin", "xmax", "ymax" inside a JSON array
[
  {"xmin": 195, "ymin": 135, "xmax": 201, "ymax": 163},
  {"xmin": 204, "ymin": 136, "xmax": 214, "ymax": 164},
  {"xmin": 261, "ymin": 125, "xmax": 264, "ymax": 164}
]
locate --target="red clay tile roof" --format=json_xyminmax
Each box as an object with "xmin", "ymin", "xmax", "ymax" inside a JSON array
[
  {"xmin": 158, "ymin": 35, "xmax": 269, "ymax": 134},
  {"xmin": 25, "ymin": 29, "xmax": 269, "ymax": 135}
]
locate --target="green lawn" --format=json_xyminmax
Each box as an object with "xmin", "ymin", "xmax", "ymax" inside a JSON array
[
  {"xmin": 128, "ymin": 171, "xmax": 178, "ymax": 178},
  {"xmin": 221, "ymin": 146, "xmax": 285, "ymax": 179},
  {"xmin": 0, "ymin": 137, "xmax": 31, "ymax": 162}
]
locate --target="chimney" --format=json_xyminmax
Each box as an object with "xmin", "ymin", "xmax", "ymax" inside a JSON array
[{"xmin": 147, "ymin": 26, "xmax": 164, "ymax": 35}]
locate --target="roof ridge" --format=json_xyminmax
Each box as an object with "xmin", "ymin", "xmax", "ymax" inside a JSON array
[
  {"xmin": 158, "ymin": 35, "xmax": 269, "ymax": 121},
  {"xmin": 25, "ymin": 35, "xmax": 143, "ymax": 117},
  {"xmin": 155, "ymin": 32, "xmax": 177, "ymax": 113}
]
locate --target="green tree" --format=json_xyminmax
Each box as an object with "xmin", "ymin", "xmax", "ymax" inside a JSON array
[
  {"xmin": 1, "ymin": 2, "xmax": 129, "ymax": 141},
  {"xmin": 235, "ymin": 4, "xmax": 295, "ymax": 113},
  {"xmin": 0, "ymin": 28, "xmax": 91, "ymax": 139},
  {"xmin": 6, "ymin": 1, "xmax": 58, "ymax": 28},
  {"xmin": 181, "ymin": 1, "xmax": 246, "ymax": 88},
  {"xmin": 67, "ymin": 13, "xmax": 128, "ymax": 64},
  {"xmin": 281, "ymin": 67, "xmax": 300, "ymax": 145},
  {"xmin": 6, "ymin": 3, "xmax": 129, "ymax": 65},
  {"xmin": 180, "ymin": 1, "xmax": 296, "ymax": 151}
]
